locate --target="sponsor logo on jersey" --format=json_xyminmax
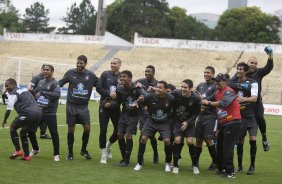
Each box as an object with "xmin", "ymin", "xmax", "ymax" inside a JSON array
[
  {"xmin": 152, "ymin": 110, "xmax": 167, "ymax": 120},
  {"xmin": 237, "ymin": 91, "xmax": 244, "ymax": 97},
  {"xmin": 37, "ymin": 96, "xmax": 49, "ymax": 106},
  {"xmin": 218, "ymin": 109, "xmax": 228, "ymax": 119},
  {"xmin": 73, "ymin": 83, "xmax": 88, "ymax": 95},
  {"xmin": 110, "ymin": 85, "xmax": 116, "ymax": 92}
]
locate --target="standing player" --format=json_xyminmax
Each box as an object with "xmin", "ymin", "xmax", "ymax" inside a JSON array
[
  {"xmin": 194, "ymin": 66, "xmax": 218, "ymax": 171},
  {"xmin": 2, "ymin": 78, "xmax": 41, "ymax": 160},
  {"xmin": 135, "ymin": 65, "xmax": 159, "ymax": 164},
  {"xmin": 229, "ymin": 62, "xmax": 259, "ymax": 175},
  {"xmin": 171, "ymin": 79, "xmax": 201, "ymax": 174},
  {"xmin": 96, "ymin": 58, "xmax": 121, "ymax": 164},
  {"xmin": 202, "ymin": 73, "xmax": 241, "ymax": 179},
  {"xmin": 32, "ymin": 64, "xmax": 61, "ymax": 161},
  {"xmin": 28, "ymin": 64, "xmax": 51, "ymax": 139},
  {"xmin": 134, "ymin": 81, "xmax": 174, "ymax": 172},
  {"xmin": 59, "ymin": 55, "xmax": 99, "ymax": 160},
  {"xmin": 116, "ymin": 70, "xmax": 144, "ymax": 166},
  {"xmin": 246, "ymin": 47, "xmax": 273, "ymax": 151}
]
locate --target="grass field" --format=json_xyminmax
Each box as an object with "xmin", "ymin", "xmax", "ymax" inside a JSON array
[{"xmin": 0, "ymin": 101, "xmax": 281, "ymax": 184}]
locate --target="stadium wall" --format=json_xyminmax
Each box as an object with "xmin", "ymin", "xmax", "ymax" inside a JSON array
[{"xmin": 134, "ymin": 33, "xmax": 282, "ymax": 54}]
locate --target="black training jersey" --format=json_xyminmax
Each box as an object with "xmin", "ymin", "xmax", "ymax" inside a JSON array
[
  {"xmin": 171, "ymin": 90, "xmax": 201, "ymax": 124},
  {"xmin": 35, "ymin": 78, "xmax": 60, "ymax": 115},
  {"xmin": 116, "ymin": 84, "xmax": 143, "ymax": 116},
  {"xmin": 7, "ymin": 88, "xmax": 41, "ymax": 116},
  {"xmin": 59, "ymin": 68, "xmax": 99, "ymax": 105},
  {"xmin": 195, "ymin": 81, "xmax": 217, "ymax": 118},
  {"xmin": 30, "ymin": 73, "xmax": 44, "ymax": 91},
  {"xmin": 247, "ymin": 58, "xmax": 273, "ymax": 99},
  {"xmin": 135, "ymin": 78, "xmax": 158, "ymax": 92},
  {"xmin": 144, "ymin": 93, "xmax": 174, "ymax": 123},
  {"xmin": 232, "ymin": 78, "xmax": 258, "ymax": 117}
]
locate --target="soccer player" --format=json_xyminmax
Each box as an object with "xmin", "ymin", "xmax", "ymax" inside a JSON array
[
  {"xmin": 171, "ymin": 79, "xmax": 201, "ymax": 174},
  {"xmin": 246, "ymin": 47, "xmax": 273, "ymax": 151},
  {"xmin": 1, "ymin": 90, "xmax": 8, "ymax": 105},
  {"xmin": 202, "ymin": 73, "xmax": 241, "ymax": 179},
  {"xmin": 229, "ymin": 62, "xmax": 259, "ymax": 175},
  {"xmin": 59, "ymin": 55, "xmax": 99, "ymax": 160},
  {"xmin": 96, "ymin": 58, "xmax": 121, "ymax": 164},
  {"xmin": 27, "ymin": 64, "xmax": 51, "ymax": 139},
  {"xmin": 135, "ymin": 65, "xmax": 159, "ymax": 164},
  {"xmin": 2, "ymin": 78, "xmax": 41, "ymax": 160},
  {"xmin": 115, "ymin": 70, "xmax": 144, "ymax": 167},
  {"xmin": 134, "ymin": 81, "xmax": 174, "ymax": 172},
  {"xmin": 194, "ymin": 66, "xmax": 218, "ymax": 171},
  {"xmin": 32, "ymin": 64, "xmax": 61, "ymax": 161}
]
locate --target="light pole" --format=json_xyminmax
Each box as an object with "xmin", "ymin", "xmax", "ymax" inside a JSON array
[{"xmin": 95, "ymin": 0, "xmax": 107, "ymax": 35}]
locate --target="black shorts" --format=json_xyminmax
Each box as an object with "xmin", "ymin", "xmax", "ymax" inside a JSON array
[
  {"xmin": 66, "ymin": 103, "xmax": 90, "ymax": 125},
  {"xmin": 13, "ymin": 113, "xmax": 42, "ymax": 132},
  {"xmin": 118, "ymin": 113, "xmax": 139, "ymax": 135},
  {"xmin": 239, "ymin": 116, "xmax": 258, "ymax": 139},
  {"xmin": 138, "ymin": 114, "xmax": 149, "ymax": 131},
  {"xmin": 142, "ymin": 119, "xmax": 171, "ymax": 139},
  {"xmin": 174, "ymin": 121, "xmax": 195, "ymax": 138},
  {"xmin": 195, "ymin": 116, "xmax": 217, "ymax": 140}
]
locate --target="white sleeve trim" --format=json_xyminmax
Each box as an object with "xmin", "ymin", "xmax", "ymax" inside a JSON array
[
  {"xmin": 7, "ymin": 94, "xmax": 17, "ymax": 110},
  {"xmin": 251, "ymin": 82, "xmax": 258, "ymax": 97}
]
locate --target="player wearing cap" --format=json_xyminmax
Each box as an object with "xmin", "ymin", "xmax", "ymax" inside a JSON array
[
  {"xmin": 202, "ymin": 73, "xmax": 241, "ymax": 179},
  {"xmin": 59, "ymin": 55, "xmax": 99, "ymax": 160}
]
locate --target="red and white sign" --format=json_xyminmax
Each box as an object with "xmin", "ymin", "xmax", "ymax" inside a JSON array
[{"xmin": 264, "ymin": 104, "xmax": 282, "ymax": 116}]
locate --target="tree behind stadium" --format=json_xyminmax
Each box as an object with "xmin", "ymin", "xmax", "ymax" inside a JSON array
[
  {"xmin": 58, "ymin": 0, "xmax": 96, "ymax": 34},
  {"xmin": 0, "ymin": 0, "xmax": 19, "ymax": 34},
  {"xmin": 19, "ymin": 2, "xmax": 55, "ymax": 33},
  {"xmin": 215, "ymin": 7, "xmax": 281, "ymax": 43},
  {"xmin": 106, "ymin": 0, "xmax": 171, "ymax": 41}
]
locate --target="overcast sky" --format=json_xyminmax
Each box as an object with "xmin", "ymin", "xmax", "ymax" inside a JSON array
[{"xmin": 11, "ymin": 0, "xmax": 282, "ymax": 28}]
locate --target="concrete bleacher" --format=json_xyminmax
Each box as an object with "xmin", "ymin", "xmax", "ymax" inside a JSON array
[{"xmin": 0, "ymin": 41, "xmax": 281, "ymax": 104}]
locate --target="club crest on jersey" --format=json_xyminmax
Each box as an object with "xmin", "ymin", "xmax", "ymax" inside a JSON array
[
  {"xmin": 165, "ymin": 103, "xmax": 169, "ymax": 107},
  {"xmin": 110, "ymin": 85, "xmax": 116, "ymax": 92},
  {"xmin": 85, "ymin": 75, "xmax": 89, "ymax": 80},
  {"xmin": 237, "ymin": 91, "xmax": 244, "ymax": 97},
  {"xmin": 73, "ymin": 83, "xmax": 88, "ymax": 95},
  {"xmin": 47, "ymin": 85, "xmax": 50, "ymax": 90}
]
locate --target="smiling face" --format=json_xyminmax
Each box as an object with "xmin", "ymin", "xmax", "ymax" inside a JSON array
[
  {"xmin": 248, "ymin": 56, "xmax": 258, "ymax": 72},
  {"xmin": 76, "ymin": 59, "xmax": 87, "ymax": 72},
  {"xmin": 5, "ymin": 81, "xmax": 16, "ymax": 93},
  {"xmin": 120, "ymin": 73, "xmax": 131, "ymax": 86},
  {"xmin": 181, "ymin": 82, "xmax": 192, "ymax": 96},
  {"xmin": 155, "ymin": 83, "xmax": 166, "ymax": 96},
  {"xmin": 43, "ymin": 65, "xmax": 54, "ymax": 79},
  {"xmin": 111, "ymin": 58, "xmax": 121, "ymax": 73},
  {"xmin": 236, "ymin": 65, "xmax": 247, "ymax": 79},
  {"xmin": 145, "ymin": 67, "xmax": 154, "ymax": 80},
  {"xmin": 204, "ymin": 68, "xmax": 214, "ymax": 82}
]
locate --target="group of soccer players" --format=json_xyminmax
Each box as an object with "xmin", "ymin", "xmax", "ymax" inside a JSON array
[{"xmin": 2, "ymin": 47, "xmax": 273, "ymax": 179}]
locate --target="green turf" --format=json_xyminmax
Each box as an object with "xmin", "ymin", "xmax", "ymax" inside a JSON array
[{"xmin": 0, "ymin": 101, "xmax": 281, "ymax": 184}]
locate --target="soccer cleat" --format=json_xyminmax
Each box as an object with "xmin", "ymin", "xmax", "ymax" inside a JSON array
[
  {"xmin": 54, "ymin": 155, "xmax": 60, "ymax": 162},
  {"xmin": 237, "ymin": 166, "xmax": 243, "ymax": 173},
  {"xmin": 67, "ymin": 154, "xmax": 73, "ymax": 160},
  {"xmin": 172, "ymin": 167, "xmax": 179, "ymax": 174},
  {"xmin": 116, "ymin": 160, "xmax": 125, "ymax": 166},
  {"xmin": 134, "ymin": 163, "xmax": 143, "ymax": 171},
  {"xmin": 216, "ymin": 169, "xmax": 226, "ymax": 175},
  {"xmin": 30, "ymin": 149, "xmax": 40, "ymax": 157},
  {"xmin": 153, "ymin": 154, "xmax": 159, "ymax": 164},
  {"xmin": 80, "ymin": 150, "xmax": 92, "ymax": 160},
  {"xmin": 106, "ymin": 148, "xmax": 112, "ymax": 159},
  {"xmin": 21, "ymin": 155, "xmax": 31, "ymax": 161},
  {"xmin": 117, "ymin": 161, "xmax": 130, "ymax": 167},
  {"xmin": 192, "ymin": 166, "xmax": 200, "ymax": 175},
  {"xmin": 40, "ymin": 133, "xmax": 52, "ymax": 139},
  {"xmin": 100, "ymin": 148, "xmax": 107, "ymax": 164},
  {"xmin": 224, "ymin": 172, "xmax": 236, "ymax": 179},
  {"xmin": 165, "ymin": 163, "xmax": 171, "ymax": 172},
  {"xmin": 10, "ymin": 150, "xmax": 23, "ymax": 159},
  {"xmin": 247, "ymin": 166, "xmax": 255, "ymax": 175},
  {"xmin": 262, "ymin": 140, "xmax": 270, "ymax": 152},
  {"xmin": 208, "ymin": 162, "xmax": 218, "ymax": 171}
]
